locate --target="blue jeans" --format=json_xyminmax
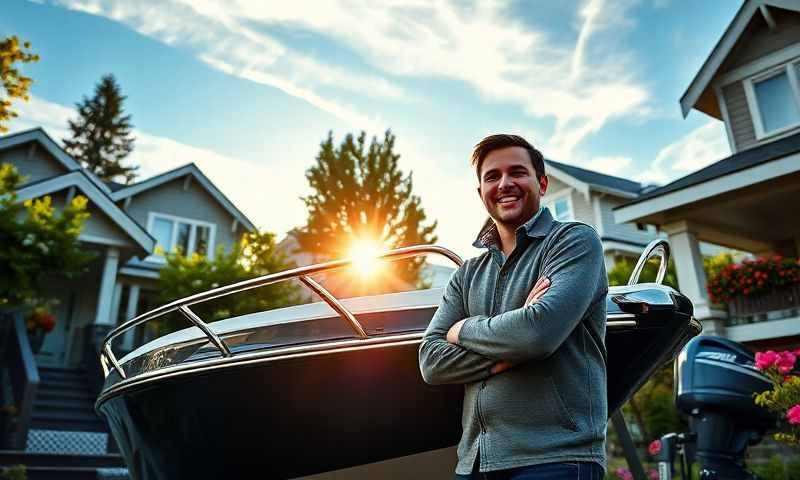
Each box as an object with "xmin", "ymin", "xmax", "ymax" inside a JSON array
[{"xmin": 454, "ymin": 460, "xmax": 604, "ymax": 480}]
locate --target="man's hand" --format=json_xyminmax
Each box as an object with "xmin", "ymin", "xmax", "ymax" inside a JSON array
[
  {"xmin": 525, "ymin": 276, "xmax": 550, "ymax": 306},
  {"xmin": 446, "ymin": 319, "xmax": 466, "ymax": 344},
  {"xmin": 489, "ymin": 276, "xmax": 550, "ymax": 376}
]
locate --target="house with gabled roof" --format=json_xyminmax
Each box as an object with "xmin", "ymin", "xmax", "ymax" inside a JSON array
[
  {"xmin": 0, "ymin": 128, "xmax": 256, "ymax": 470},
  {"xmin": 616, "ymin": 0, "xmax": 800, "ymax": 349},
  {"xmin": 1, "ymin": 128, "xmax": 256, "ymax": 368}
]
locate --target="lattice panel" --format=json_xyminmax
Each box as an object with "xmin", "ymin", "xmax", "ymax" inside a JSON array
[{"xmin": 25, "ymin": 428, "xmax": 108, "ymax": 455}]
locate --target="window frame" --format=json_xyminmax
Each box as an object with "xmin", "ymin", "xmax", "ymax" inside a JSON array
[
  {"xmin": 145, "ymin": 212, "xmax": 217, "ymax": 263},
  {"xmin": 542, "ymin": 189, "xmax": 574, "ymax": 222},
  {"xmin": 743, "ymin": 60, "xmax": 800, "ymax": 140}
]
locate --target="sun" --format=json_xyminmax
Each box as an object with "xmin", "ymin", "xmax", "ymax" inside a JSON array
[{"xmin": 348, "ymin": 239, "xmax": 384, "ymax": 277}]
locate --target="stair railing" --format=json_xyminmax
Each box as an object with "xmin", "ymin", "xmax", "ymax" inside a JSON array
[{"xmin": 0, "ymin": 311, "xmax": 40, "ymax": 449}]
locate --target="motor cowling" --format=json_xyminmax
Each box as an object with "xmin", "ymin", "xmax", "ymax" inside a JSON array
[{"xmin": 673, "ymin": 335, "xmax": 775, "ymax": 479}]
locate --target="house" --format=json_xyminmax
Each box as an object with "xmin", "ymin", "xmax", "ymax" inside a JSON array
[
  {"xmin": 0, "ymin": 128, "xmax": 256, "ymax": 368},
  {"xmin": 0, "ymin": 127, "xmax": 255, "ymax": 470},
  {"xmin": 615, "ymin": 0, "xmax": 800, "ymax": 350}
]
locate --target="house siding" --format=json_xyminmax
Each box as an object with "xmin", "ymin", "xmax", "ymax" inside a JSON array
[
  {"xmin": 723, "ymin": 9, "xmax": 800, "ymax": 72},
  {"xmin": 1, "ymin": 144, "xmax": 68, "ymax": 184},
  {"xmin": 597, "ymin": 195, "xmax": 653, "ymax": 247},
  {"xmin": 723, "ymin": 81, "xmax": 758, "ymax": 152},
  {"xmin": 121, "ymin": 176, "xmax": 240, "ymax": 254},
  {"xmin": 570, "ymin": 188, "xmax": 593, "ymax": 225}
]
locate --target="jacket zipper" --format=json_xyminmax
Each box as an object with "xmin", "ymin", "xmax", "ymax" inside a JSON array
[{"xmin": 475, "ymin": 264, "xmax": 505, "ymax": 464}]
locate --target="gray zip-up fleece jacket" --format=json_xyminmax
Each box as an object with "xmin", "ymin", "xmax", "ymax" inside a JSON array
[{"xmin": 418, "ymin": 208, "xmax": 608, "ymax": 475}]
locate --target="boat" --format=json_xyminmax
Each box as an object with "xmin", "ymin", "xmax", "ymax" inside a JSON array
[{"xmin": 95, "ymin": 239, "xmax": 700, "ymax": 479}]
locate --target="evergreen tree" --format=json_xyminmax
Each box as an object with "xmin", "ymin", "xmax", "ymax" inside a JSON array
[
  {"xmin": 63, "ymin": 74, "xmax": 137, "ymax": 183},
  {"xmin": 0, "ymin": 35, "xmax": 39, "ymax": 133},
  {"xmin": 294, "ymin": 130, "xmax": 437, "ymax": 291}
]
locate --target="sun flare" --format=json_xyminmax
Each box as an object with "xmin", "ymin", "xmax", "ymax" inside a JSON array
[{"xmin": 348, "ymin": 239, "xmax": 384, "ymax": 277}]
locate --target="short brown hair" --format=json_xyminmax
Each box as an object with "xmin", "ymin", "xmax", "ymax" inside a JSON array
[{"xmin": 471, "ymin": 134, "xmax": 545, "ymax": 180}]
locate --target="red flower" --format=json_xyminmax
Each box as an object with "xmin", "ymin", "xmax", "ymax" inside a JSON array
[
  {"xmin": 756, "ymin": 351, "xmax": 779, "ymax": 371},
  {"xmin": 648, "ymin": 439, "xmax": 662, "ymax": 456},
  {"xmin": 787, "ymin": 405, "xmax": 800, "ymax": 425},
  {"xmin": 776, "ymin": 351, "xmax": 797, "ymax": 374}
]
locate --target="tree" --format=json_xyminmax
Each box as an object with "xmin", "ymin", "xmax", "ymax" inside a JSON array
[
  {"xmin": 0, "ymin": 163, "xmax": 92, "ymax": 309},
  {"xmin": 154, "ymin": 230, "xmax": 302, "ymax": 334},
  {"xmin": 608, "ymin": 257, "xmax": 678, "ymax": 289},
  {"xmin": 293, "ymin": 130, "xmax": 437, "ymax": 293},
  {"xmin": 0, "ymin": 36, "xmax": 39, "ymax": 133},
  {"xmin": 63, "ymin": 74, "xmax": 137, "ymax": 183}
]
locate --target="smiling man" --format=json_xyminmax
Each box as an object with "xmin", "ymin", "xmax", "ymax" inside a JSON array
[{"xmin": 418, "ymin": 134, "xmax": 608, "ymax": 480}]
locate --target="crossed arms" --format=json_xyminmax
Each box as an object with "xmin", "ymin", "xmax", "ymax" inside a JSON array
[{"xmin": 418, "ymin": 225, "xmax": 605, "ymax": 385}]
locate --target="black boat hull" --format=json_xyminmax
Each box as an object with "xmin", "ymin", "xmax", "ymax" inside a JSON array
[{"xmin": 97, "ymin": 284, "xmax": 699, "ymax": 479}]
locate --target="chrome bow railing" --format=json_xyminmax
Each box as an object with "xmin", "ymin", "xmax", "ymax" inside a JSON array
[
  {"xmin": 627, "ymin": 239, "xmax": 670, "ymax": 286},
  {"xmin": 100, "ymin": 245, "xmax": 464, "ymax": 380}
]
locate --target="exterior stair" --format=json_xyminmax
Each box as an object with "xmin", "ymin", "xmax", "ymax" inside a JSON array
[
  {"xmin": 0, "ymin": 367, "xmax": 128, "ymax": 480},
  {"xmin": 31, "ymin": 367, "xmax": 105, "ymax": 432}
]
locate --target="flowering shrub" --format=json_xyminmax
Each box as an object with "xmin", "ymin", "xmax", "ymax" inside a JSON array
[
  {"xmin": 612, "ymin": 467, "xmax": 658, "ymax": 480},
  {"xmin": 706, "ymin": 256, "xmax": 800, "ymax": 304},
  {"xmin": 754, "ymin": 349, "xmax": 800, "ymax": 446}
]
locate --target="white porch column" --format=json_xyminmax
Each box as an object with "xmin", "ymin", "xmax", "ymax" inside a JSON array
[
  {"xmin": 94, "ymin": 247, "xmax": 120, "ymax": 325},
  {"xmin": 603, "ymin": 251, "xmax": 617, "ymax": 275},
  {"xmin": 123, "ymin": 284, "xmax": 141, "ymax": 348},
  {"xmin": 663, "ymin": 222, "xmax": 727, "ymax": 335}
]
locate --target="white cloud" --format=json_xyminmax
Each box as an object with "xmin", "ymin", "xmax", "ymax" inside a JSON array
[
  {"xmin": 582, "ymin": 155, "xmax": 633, "ymax": 176},
  {"xmin": 50, "ymin": 0, "xmax": 651, "ymax": 158},
  {"xmin": 9, "ymin": 96, "xmax": 310, "ymax": 238},
  {"xmin": 637, "ymin": 121, "xmax": 730, "ymax": 184}
]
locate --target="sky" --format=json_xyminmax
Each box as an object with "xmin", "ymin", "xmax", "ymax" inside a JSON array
[{"xmin": 3, "ymin": 0, "xmax": 741, "ymax": 260}]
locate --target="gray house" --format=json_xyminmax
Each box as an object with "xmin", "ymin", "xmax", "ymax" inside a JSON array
[
  {"xmin": 0, "ymin": 128, "xmax": 255, "ymax": 368},
  {"xmin": 616, "ymin": 0, "xmax": 800, "ymax": 349}
]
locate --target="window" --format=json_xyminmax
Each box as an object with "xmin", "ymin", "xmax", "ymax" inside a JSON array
[
  {"xmin": 543, "ymin": 193, "xmax": 573, "ymax": 221},
  {"xmin": 744, "ymin": 61, "xmax": 800, "ymax": 139},
  {"xmin": 147, "ymin": 212, "xmax": 216, "ymax": 261}
]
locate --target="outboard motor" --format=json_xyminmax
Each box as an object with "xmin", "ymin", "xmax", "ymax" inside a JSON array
[{"xmin": 657, "ymin": 336, "xmax": 774, "ymax": 479}]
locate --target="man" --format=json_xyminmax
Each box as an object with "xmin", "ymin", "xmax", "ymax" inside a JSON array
[{"xmin": 418, "ymin": 134, "xmax": 608, "ymax": 480}]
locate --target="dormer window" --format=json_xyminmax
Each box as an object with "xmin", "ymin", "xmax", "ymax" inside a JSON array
[
  {"xmin": 147, "ymin": 212, "xmax": 216, "ymax": 262},
  {"xmin": 744, "ymin": 61, "xmax": 800, "ymax": 139}
]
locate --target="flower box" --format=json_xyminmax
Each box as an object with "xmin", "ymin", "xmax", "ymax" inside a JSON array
[{"xmin": 727, "ymin": 284, "xmax": 800, "ymax": 325}]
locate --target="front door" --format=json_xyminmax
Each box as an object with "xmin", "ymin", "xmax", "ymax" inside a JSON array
[{"xmin": 35, "ymin": 287, "xmax": 80, "ymax": 367}]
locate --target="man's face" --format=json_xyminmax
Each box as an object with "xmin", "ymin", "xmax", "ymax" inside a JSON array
[{"xmin": 477, "ymin": 146, "xmax": 548, "ymax": 229}]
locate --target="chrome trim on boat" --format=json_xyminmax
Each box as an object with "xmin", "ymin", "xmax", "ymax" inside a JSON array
[
  {"xmin": 178, "ymin": 306, "xmax": 232, "ymax": 357},
  {"xmin": 97, "ymin": 332, "xmax": 425, "ymax": 405},
  {"xmin": 100, "ymin": 245, "xmax": 464, "ymax": 379},
  {"xmin": 298, "ymin": 275, "xmax": 368, "ymax": 338},
  {"xmin": 628, "ymin": 239, "xmax": 670, "ymax": 286},
  {"xmin": 98, "ymin": 315, "xmax": 647, "ymax": 405}
]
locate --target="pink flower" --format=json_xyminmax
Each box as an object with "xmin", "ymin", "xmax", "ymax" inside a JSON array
[
  {"xmin": 788, "ymin": 405, "xmax": 800, "ymax": 425},
  {"xmin": 648, "ymin": 469, "xmax": 660, "ymax": 480},
  {"xmin": 755, "ymin": 351, "xmax": 779, "ymax": 371},
  {"xmin": 615, "ymin": 467, "xmax": 633, "ymax": 480},
  {"xmin": 776, "ymin": 351, "xmax": 797, "ymax": 374},
  {"xmin": 648, "ymin": 439, "xmax": 662, "ymax": 456}
]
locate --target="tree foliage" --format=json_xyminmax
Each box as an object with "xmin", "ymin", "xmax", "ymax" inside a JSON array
[
  {"xmin": 608, "ymin": 257, "xmax": 679, "ymax": 289},
  {"xmin": 155, "ymin": 231, "xmax": 302, "ymax": 333},
  {"xmin": 0, "ymin": 163, "xmax": 92, "ymax": 308},
  {"xmin": 294, "ymin": 130, "xmax": 437, "ymax": 291},
  {"xmin": 63, "ymin": 74, "xmax": 138, "ymax": 183},
  {"xmin": 0, "ymin": 35, "xmax": 39, "ymax": 133}
]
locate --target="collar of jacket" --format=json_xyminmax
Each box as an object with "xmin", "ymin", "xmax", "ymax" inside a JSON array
[{"xmin": 471, "ymin": 207, "xmax": 553, "ymax": 249}]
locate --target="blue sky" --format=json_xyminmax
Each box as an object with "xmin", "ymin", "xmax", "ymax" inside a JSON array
[{"xmin": 3, "ymin": 0, "xmax": 741, "ymax": 258}]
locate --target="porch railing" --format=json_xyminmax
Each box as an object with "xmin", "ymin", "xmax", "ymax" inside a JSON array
[
  {"xmin": 0, "ymin": 311, "xmax": 40, "ymax": 449},
  {"xmin": 726, "ymin": 284, "xmax": 800, "ymax": 326}
]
